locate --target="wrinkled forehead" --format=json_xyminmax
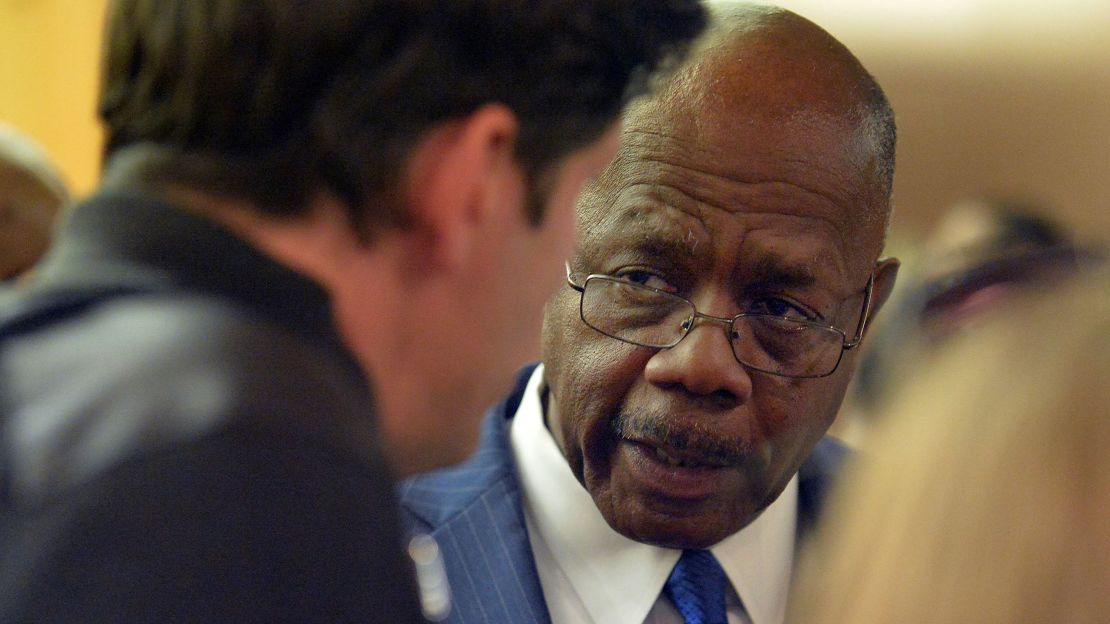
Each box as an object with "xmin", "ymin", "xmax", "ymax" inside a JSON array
[
  {"xmin": 620, "ymin": 79, "xmax": 882, "ymax": 213},
  {"xmin": 576, "ymin": 115, "xmax": 884, "ymax": 282},
  {"xmin": 619, "ymin": 105, "xmax": 873, "ymax": 207},
  {"xmin": 577, "ymin": 175, "xmax": 856, "ymax": 293},
  {"xmin": 585, "ymin": 136, "xmax": 877, "ymax": 271}
]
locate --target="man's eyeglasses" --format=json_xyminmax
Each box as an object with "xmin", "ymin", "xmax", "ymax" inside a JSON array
[{"xmin": 566, "ymin": 267, "xmax": 874, "ymax": 378}]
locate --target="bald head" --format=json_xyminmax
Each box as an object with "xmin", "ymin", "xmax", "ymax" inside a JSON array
[
  {"xmin": 0, "ymin": 124, "xmax": 68, "ymax": 280},
  {"xmin": 606, "ymin": 3, "xmax": 895, "ymax": 235}
]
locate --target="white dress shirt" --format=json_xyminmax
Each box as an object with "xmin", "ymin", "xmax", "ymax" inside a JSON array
[{"xmin": 510, "ymin": 365, "xmax": 798, "ymax": 624}]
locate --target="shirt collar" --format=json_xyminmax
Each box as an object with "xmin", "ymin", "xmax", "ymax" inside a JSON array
[{"xmin": 511, "ymin": 364, "xmax": 797, "ymax": 624}]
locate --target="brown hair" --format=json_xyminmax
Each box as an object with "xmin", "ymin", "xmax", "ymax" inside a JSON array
[{"xmin": 99, "ymin": 0, "xmax": 706, "ymax": 229}]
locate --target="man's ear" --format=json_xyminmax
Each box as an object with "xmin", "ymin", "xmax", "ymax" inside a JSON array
[
  {"xmin": 864, "ymin": 256, "xmax": 901, "ymax": 332},
  {"xmin": 400, "ymin": 103, "xmax": 521, "ymax": 272}
]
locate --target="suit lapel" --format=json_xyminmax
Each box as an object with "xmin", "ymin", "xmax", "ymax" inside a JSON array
[{"xmin": 400, "ymin": 365, "xmax": 552, "ymax": 624}]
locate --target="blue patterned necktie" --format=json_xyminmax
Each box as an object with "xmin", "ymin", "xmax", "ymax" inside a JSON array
[{"xmin": 663, "ymin": 549, "xmax": 729, "ymax": 624}]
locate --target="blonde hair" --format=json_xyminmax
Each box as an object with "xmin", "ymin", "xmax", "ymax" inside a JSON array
[{"xmin": 789, "ymin": 268, "xmax": 1110, "ymax": 624}]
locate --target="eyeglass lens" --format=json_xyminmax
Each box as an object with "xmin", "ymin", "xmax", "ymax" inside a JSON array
[{"xmin": 580, "ymin": 277, "xmax": 844, "ymax": 377}]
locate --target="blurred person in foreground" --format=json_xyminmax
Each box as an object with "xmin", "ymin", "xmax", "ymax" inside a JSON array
[
  {"xmin": 788, "ymin": 265, "xmax": 1110, "ymax": 624},
  {"xmin": 401, "ymin": 4, "xmax": 900, "ymax": 623},
  {"xmin": 0, "ymin": 123, "xmax": 68, "ymax": 283},
  {"xmin": 0, "ymin": 1, "xmax": 705, "ymax": 622}
]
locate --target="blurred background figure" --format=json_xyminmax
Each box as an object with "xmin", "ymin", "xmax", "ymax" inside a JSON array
[
  {"xmin": 910, "ymin": 197, "xmax": 1085, "ymax": 342},
  {"xmin": 834, "ymin": 196, "xmax": 1104, "ymax": 445},
  {"xmin": 0, "ymin": 123, "xmax": 68, "ymax": 283},
  {"xmin": 789, "ymin": 263, "xmax": 1110, "ymax": 624}
]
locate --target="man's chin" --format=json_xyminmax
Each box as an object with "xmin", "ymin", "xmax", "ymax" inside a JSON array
[
  {"xmin": 612, "ymin": 512, "xmax": 741, "ymax": 546},
  {"xmin": 604, "ymin": 505, "xmax": 748, "ymax": 550},
  {"xmin": 593, "ymin": 452, "xmax": 760, "ymax": 548}
]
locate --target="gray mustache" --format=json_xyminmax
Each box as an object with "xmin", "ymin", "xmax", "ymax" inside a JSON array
[{"xmin": 609, "ymin": 410, "xmax": 761, "ymax": 467}]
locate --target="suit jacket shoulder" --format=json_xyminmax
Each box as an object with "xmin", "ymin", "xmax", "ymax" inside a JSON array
[
  {"xmin": 0, "ymin": 289, "xmax": 424, "ymax": 623},
  {"xmin": 401, "ymin": 365, "xmax": 551, "ymax": 624}
]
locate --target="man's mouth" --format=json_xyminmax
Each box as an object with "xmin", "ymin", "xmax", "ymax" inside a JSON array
[
  {"xmin": 642, "ymin": 441, "xmax": 732, "ymax": 470},
  {"xmin": 613, "ymin": 439, "xmax": 738, "ymax": 503}
]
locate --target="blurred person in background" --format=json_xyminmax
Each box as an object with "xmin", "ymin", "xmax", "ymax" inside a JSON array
[
  {"xmin": 0, "ymin": 1, "xmax": 705, "ymax": 622},
  {"xmin": 401, "ymin": 5, "xmax": 900, "ymax": 623},
  {"xmin": 835, "ymin": 196, "xmax": 1101, "ymax": 444},
  {"xmin": 0, "ymin": 122, "xmax": 68, "ymax": 283},
  {"xmin": 788, "ymin": 263, "xmax": 1110, "ymax": 624},
  {"xmin": 910, "ymin": 196, "xmax": 1085, "ymax": 342}
]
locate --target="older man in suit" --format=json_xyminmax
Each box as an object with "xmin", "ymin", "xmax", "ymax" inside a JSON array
[{"xmin": 401, "ymin": 5, "xmax": 900, "ymax": 624}]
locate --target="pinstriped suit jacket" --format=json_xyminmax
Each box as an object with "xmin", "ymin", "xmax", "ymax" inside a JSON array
[{"xmin": 399, "ymin": 365, "xmax": 850, "ymax": 624}]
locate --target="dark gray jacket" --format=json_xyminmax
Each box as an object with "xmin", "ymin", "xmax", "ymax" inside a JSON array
[{"xmin": 0, "ymin": 192, "xmax": 425, "ymax": 623}]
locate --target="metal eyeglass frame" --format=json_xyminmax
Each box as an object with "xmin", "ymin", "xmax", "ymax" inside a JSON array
[{"xmin": 565, "ymin": 264, "xmax": 875, "ymax": 378}]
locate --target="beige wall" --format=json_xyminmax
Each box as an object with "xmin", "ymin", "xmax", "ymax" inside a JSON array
[
  {"xmin": 2, "ymin": 0, "xmax": 1108, "ymax": 244},
  {"xmin": 764, "ymin": 0, "xmax": 1110, "ymax": 244},
  {"xmin": 0, "ymin": 0, "xmax": 109, "ymax": 196},
  {"xmin": 859, "ymin": 47, "xmax": 1110, "ymax": 244}
]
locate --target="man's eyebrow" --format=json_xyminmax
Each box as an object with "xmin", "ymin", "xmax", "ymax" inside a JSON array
[
  {"xmin": 585, "ymin": 224, "xmax": 701, "ymax": 263},
  {"xmin": 629, "ymin": 234, "xmax": 701, "ymax": 261},
  {"xmin": 745, "ymin": 254, "xmax": 817, "ymax": 287}
]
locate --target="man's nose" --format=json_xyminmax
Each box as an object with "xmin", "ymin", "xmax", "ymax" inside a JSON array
[{"xmin": 643, "ymin": 312, "xmax": 753, "ymax": 403}]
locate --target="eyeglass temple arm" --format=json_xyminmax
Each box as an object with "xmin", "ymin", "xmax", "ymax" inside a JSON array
[
  {"xmin": 843, "ymin": 272, "xmax": 875, "ymax": 350},
  {"xmin": 565, "ymin": 262, "xmax": 585, "ymax": 292}
]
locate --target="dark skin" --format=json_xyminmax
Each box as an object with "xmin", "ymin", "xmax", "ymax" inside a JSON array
[
  {"xmin": 0, "ymin": 163, "xmax": 62, "ymax": 281},
  {"xmin": 541, "ymin": 10, "xmax": 900, "ymax": 549}
]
